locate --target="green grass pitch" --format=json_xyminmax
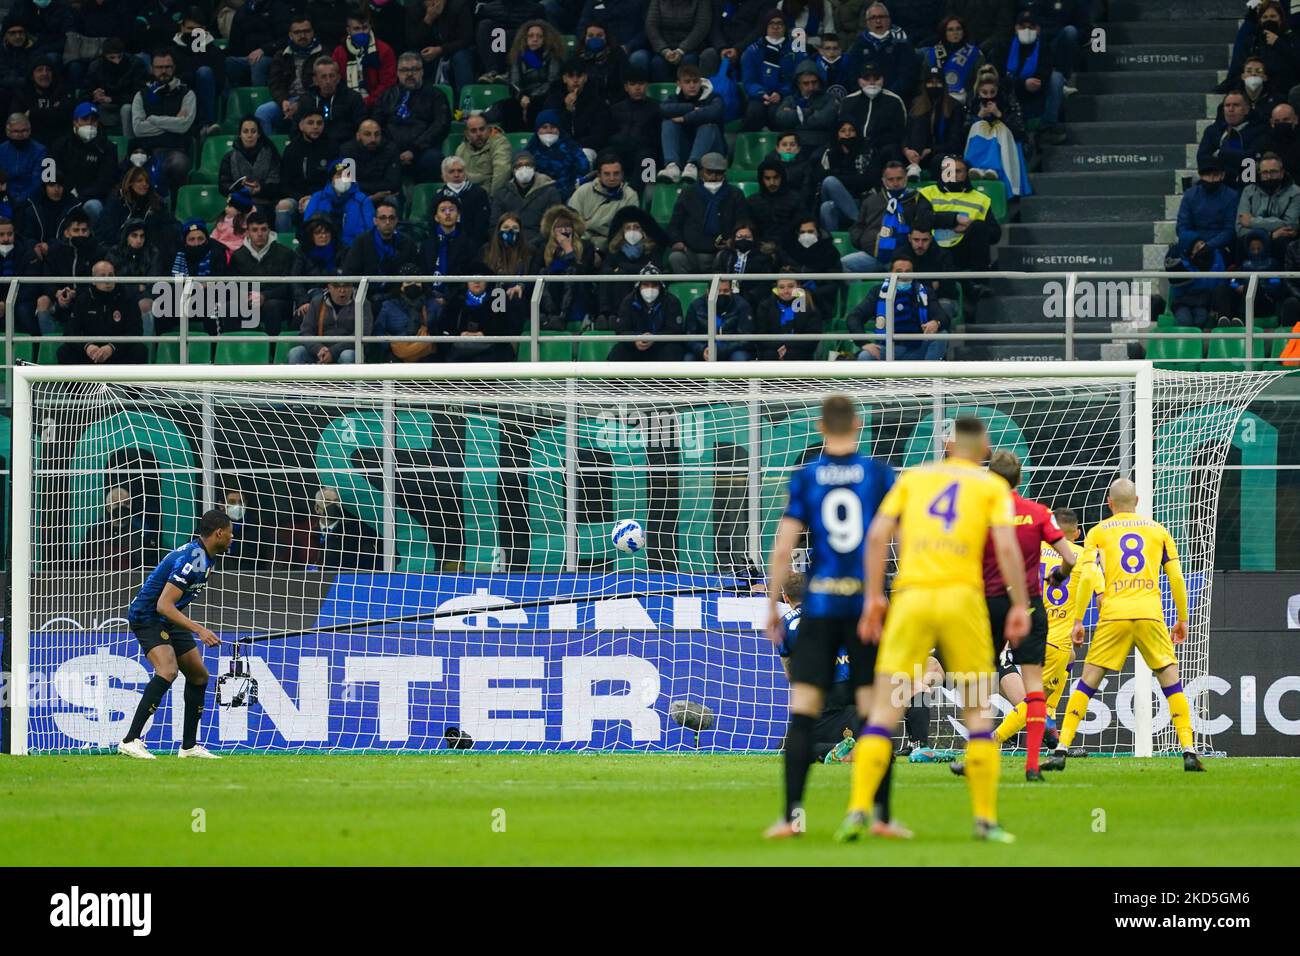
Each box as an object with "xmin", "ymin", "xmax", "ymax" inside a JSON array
[{"xmin": 1, "ymin": 754, "xmax": 1296, "ymax": 866}]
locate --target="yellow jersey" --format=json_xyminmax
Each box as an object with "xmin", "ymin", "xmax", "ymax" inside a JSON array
[
  {"xmin": 1040, "ymin": 542, "xmax": 1100, "ymax": 648},
  {"xmin": 1073, "ymin": 512, "xmax": 1188, "ymax": 624},
  {"xmin": 879, "ymin": 458, "xmax": 1014, "ymax": 593}
]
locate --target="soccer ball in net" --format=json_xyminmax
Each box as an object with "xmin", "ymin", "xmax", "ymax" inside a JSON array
[{"xmin": 611, "ymin": 519, "xmax": 645, "ymax": 554}]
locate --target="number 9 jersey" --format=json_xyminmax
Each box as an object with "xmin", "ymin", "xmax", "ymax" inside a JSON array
[{"xmin": 783, "ymin": 451, "xmax": 895, "ymax": 618}]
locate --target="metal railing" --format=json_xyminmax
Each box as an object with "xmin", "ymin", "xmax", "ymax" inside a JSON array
[{"xmin": 4, "ymin": 270, "xmax": 1296, "ymax": 379}]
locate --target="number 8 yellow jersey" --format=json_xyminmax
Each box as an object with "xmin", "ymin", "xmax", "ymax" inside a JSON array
[
  {"xmin": 1074, "ymin": 512, "xmax": 1189, "ymax": 624},
  {"xmin": 877, "ymin": 458, "xmax": 1014, "ymax": 594}
]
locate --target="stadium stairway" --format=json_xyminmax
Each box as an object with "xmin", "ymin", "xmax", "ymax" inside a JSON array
[{"xmin": 964, "ymin": 0, "xmax": 1238, "ymax": 361}]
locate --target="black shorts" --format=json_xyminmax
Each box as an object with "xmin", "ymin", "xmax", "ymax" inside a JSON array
[
  {"xmin": 789, "ymin": 615, "xmax": 876, "ymax": 690},
  {"xmin": 987, "ymin": 593, "xmax": 1049, "ymax": 676},
  {"xmin": 131, "ymin": 620, "xmax": 198, "ymax": 658}
]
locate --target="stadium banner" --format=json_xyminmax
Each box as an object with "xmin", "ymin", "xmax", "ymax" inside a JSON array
[{"xmin": 31, "ymin": 569, "xmax": 1298, "ymax": 754}]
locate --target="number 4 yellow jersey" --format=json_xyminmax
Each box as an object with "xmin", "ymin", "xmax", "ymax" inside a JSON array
[
  {"xmin": 878, "ymin": 458, "xmax": 1014, "ymax": 594},
  {"xmin": 1074, "ymin": 512, "xmax": 1189, "ymax": 624},
  {"xmin": 1040, "ymin": 543, "xmax": 1100, "ymax": 649}
]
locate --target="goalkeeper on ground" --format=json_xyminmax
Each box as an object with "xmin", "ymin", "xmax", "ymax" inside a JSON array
[{"xmin": 774, "ymin": 573, "xmax": 858, "ymax": 765}]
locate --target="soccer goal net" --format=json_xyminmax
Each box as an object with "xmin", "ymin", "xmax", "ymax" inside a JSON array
[{"xmin": 8, "ymin": 362, "xmax": 1282, "ymax": 756}]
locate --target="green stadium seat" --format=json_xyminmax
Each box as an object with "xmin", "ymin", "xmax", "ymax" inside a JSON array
[
  {"xmin": 175, "ymin": 185, "xmax": 227, "ymax": 223},
  {"xmin": 1146, "ymin": 328, "xmax": 1202, "ymax": 369},
  {"xmin": 577, "ymin": 330, "xmax": 615, "ymax": 363},
  {"xmin": 274, "ymin": 330, "xmax": 301, "ymax": 364},
  {"xmin": 646, "ymin": 83, "xmax": 677, "ymax": 103},
  {"xmin": 668, "ymin": 282, "xmax": 707, "ymax": 313},
  {"xmin": 408, "ymin": 182, "xmax": 443, "ymax": 221},
  {"xmin": 460, "ymin": 84, "xmax": 509, "ymax": 114},
  {"xmin": 214, "ymin": 332, "xmax": 273, "ymax": 365},
  {"xmin": 516, "ymin": 330, "xmax": 572, "ymax": 362},
  {"xmin": 649, "ymin": 183, "xmax": 684, "ymax": 221},
  {"xmin": 1204, "ymin": 327, "xmax": 1251, "ymax": 371},
  {"xmin": 224, "ymin": 87, "xmax": 272, "ymax": 124},
  {"xmin": 971, "ymin": 179, "xmax": 1007, "ymax": 221},
  {"xmin": 155, "ymin": 333, "xmax": 214, "ymax": 365},
  {"xmin": 732, "ymin": 132, "xmax": 778, "ymax": 170}
]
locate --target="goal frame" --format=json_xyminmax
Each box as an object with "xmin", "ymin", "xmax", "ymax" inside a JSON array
[{"xmin": 7, "ymin": 360, "xmax": 1157, "ymax": 757}]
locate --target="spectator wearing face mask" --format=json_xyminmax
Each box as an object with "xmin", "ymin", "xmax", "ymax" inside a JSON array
[
  {"xmin": 332, "ymin": 10, "xmax": 398, "ymax": 110},
  {"xmin": 53, "ymin": 259, "xmax": 146, "ymax": 365},
  {"xmin": 1176, "ymin": 155, "xmax": 1239, "ymax": 259},
  {"xmin": 568, "ymin": 152, "xmax": 640, "ymax": 252},
  {"xmin": 1163, "ymin": 240, "xmax": 1233, "ymax": 330},
  {"xmin": 838, "ymin": 60, "xmax": 907, "ymax": 165},
  {"xmin": 668, "ymin": 151, "xmax": 747, "ymax": 273},
  {"xmin": 816, "ymin": 119, "xmax": 881, "ymax": 231},
  {"xmin": 50, "ymin": 103, "xmax": 117, "ymax": 224},
  {"xmin": 842, "ymin": 160, "xmax": 916, "ymax": 272},
  {"xmin": 685, "ymin": 278, "xmax": 755, "ymax": 360},
  {"xmin": 712, "ymin": 220, "xmax": 775, "ymax": 312},
  {"xmin": 596, "ymin": 207, "xmax": 669, "ymax": 327},
  {"xmin": 753, "ymin": 275, "xmax": 825, "ymax": 360},
  {"xmin": 220, "ymin": 489, "xmax": 265, "ymax": 567},
  {"xmin": 1221, "ymin": 56, "xmax": 1286, "ymax": 126},
  {"xmin": 375, "ymin": 267, "xmax": 442, "ymax": 363},
  {"xmin": 851, "ymin": 257, "xmax": 945, "ymax": 361},
  {"xmin": 303, "ymin": 159, "xmax": 378, "ymax": 247},
  {"xmin": 844, "ymin": 3, "xmax": 919, "ymax": 103},
  {"xmin": 610, "ymin": 265, "xmax": 687, "ymax": 360},
  {"xmin": 310, "ymin": 486, "xmax": 380, "ymax": 571},
  {"xmin": 1236, "ymin": 151, "xmax": 1300, "ymax": 260},
  {"xmin": 491, "ymin": 152, "xmax": 563, "ymax": 247},
  {"xmin": 435, "ymin": 155, "xmax": 493, "ymax": 249},
  {"xmin": 1262, "ymin": 103, "xmax": 1300, "ymax": 179},
  {"xmin": 905, "ymin": 65, "xmax": 968, "ymax": 181},
  {"xmin": 982, "ymin": 8, "xmax": 1064, "ymax": 145},
  {"xmin": 528, "ymin": 109, "xmax": 592, "ymax": 202},
  {"xmin": 1198, "ymin": 91, "xmax": 1267, "ymax": 190}
]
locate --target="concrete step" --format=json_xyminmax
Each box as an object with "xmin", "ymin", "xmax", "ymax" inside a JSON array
[
  {"xmin": 1089, "ymin": 44, "xmax": 1233, "ymax": 71},
  {"xmin": 1071, "ymin": 70, "xmax": 1224, "ymax": 95},
  {"xmin": 1018, "ymin": 195, "xmax": 1167, "ymax": 222},
  {"xmin": 1028, "ymin": 170, "xmax": 1178, "ymax": 196},
  {"xmin": 1003, "ymin": 221, "xmax": 1158, "ymax": 245},
  {"xmin": 997, "ymin": 245, "xmax": 1148, "ymax": 271},
  {"xmin": 1066, "ymin": 92, "xmax": 1211, "ymax": 122},
  {"xmin": 1102, "ymin": 21, "xmax": 1239, "ymax": 44},
  {"xmin": 1061, "ymin": 120, "xmax": 1201, "ymax": 146},
  {"xmin": 1109, "ymin": 0, "xmax": 1243, "ymax": 21},
  {"xmin": 1039, "ymin": 145, "xmax": 1187, "ymax": 174}
]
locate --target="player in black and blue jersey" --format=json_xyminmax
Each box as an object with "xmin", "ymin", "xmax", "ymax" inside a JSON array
[
  {"xmin": 774, "ymin": 572, "xmax": 859, "ymax": 766},
  {"xmin": 118, "ymin": 509, "xmax": 234, "ymax": 760},
  {"xmin": 764, "ymin": 395, "xmax": 901, "ymax": 839}
]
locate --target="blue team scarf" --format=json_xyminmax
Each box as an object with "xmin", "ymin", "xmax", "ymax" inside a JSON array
[{"xmin": 1005, "ymin": 37, "xmax": 1039, "ymax": 82}]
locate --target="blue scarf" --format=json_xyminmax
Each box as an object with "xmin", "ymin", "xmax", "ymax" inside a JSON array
[
  {"xmin": 372, "ymin": 226, "xmax": 398, "ymax": 263},
  {"xmin": 1005, "ymin": 37, "xmax": 1039, "ymax": 82}
]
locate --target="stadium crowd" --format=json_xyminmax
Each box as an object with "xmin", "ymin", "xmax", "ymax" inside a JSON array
[{"xmin": 0, "ymin": 0, "xmax": 1096, "ymax": 363}]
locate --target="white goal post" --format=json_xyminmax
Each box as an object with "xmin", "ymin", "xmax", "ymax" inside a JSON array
[{"xmin": 7, "ymin": 361, "xmax": 1282, "ymax": 757}]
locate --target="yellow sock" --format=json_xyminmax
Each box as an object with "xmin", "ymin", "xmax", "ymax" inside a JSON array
[
  {"xmin": 1057, "ymin": 684, "xmax": 1094, "ymax": 751},
  {"xmin": 848, "ymin": 732, "xmax": 892, "ymax": 815},
  {"xmin": 1045, "ymin": 677, "xmax": 1068, "ymax": 721},
  {"xmin": 964, "ymin": 735, "xmax": 1000, "ymax": 823},
  {"xmin": 1166, "ymin": 690, "xmax": 1195, "ymax": 751},
  {"xmin": 994, "ymin": 702, "xmax": 1027, "ymax": 743}
]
